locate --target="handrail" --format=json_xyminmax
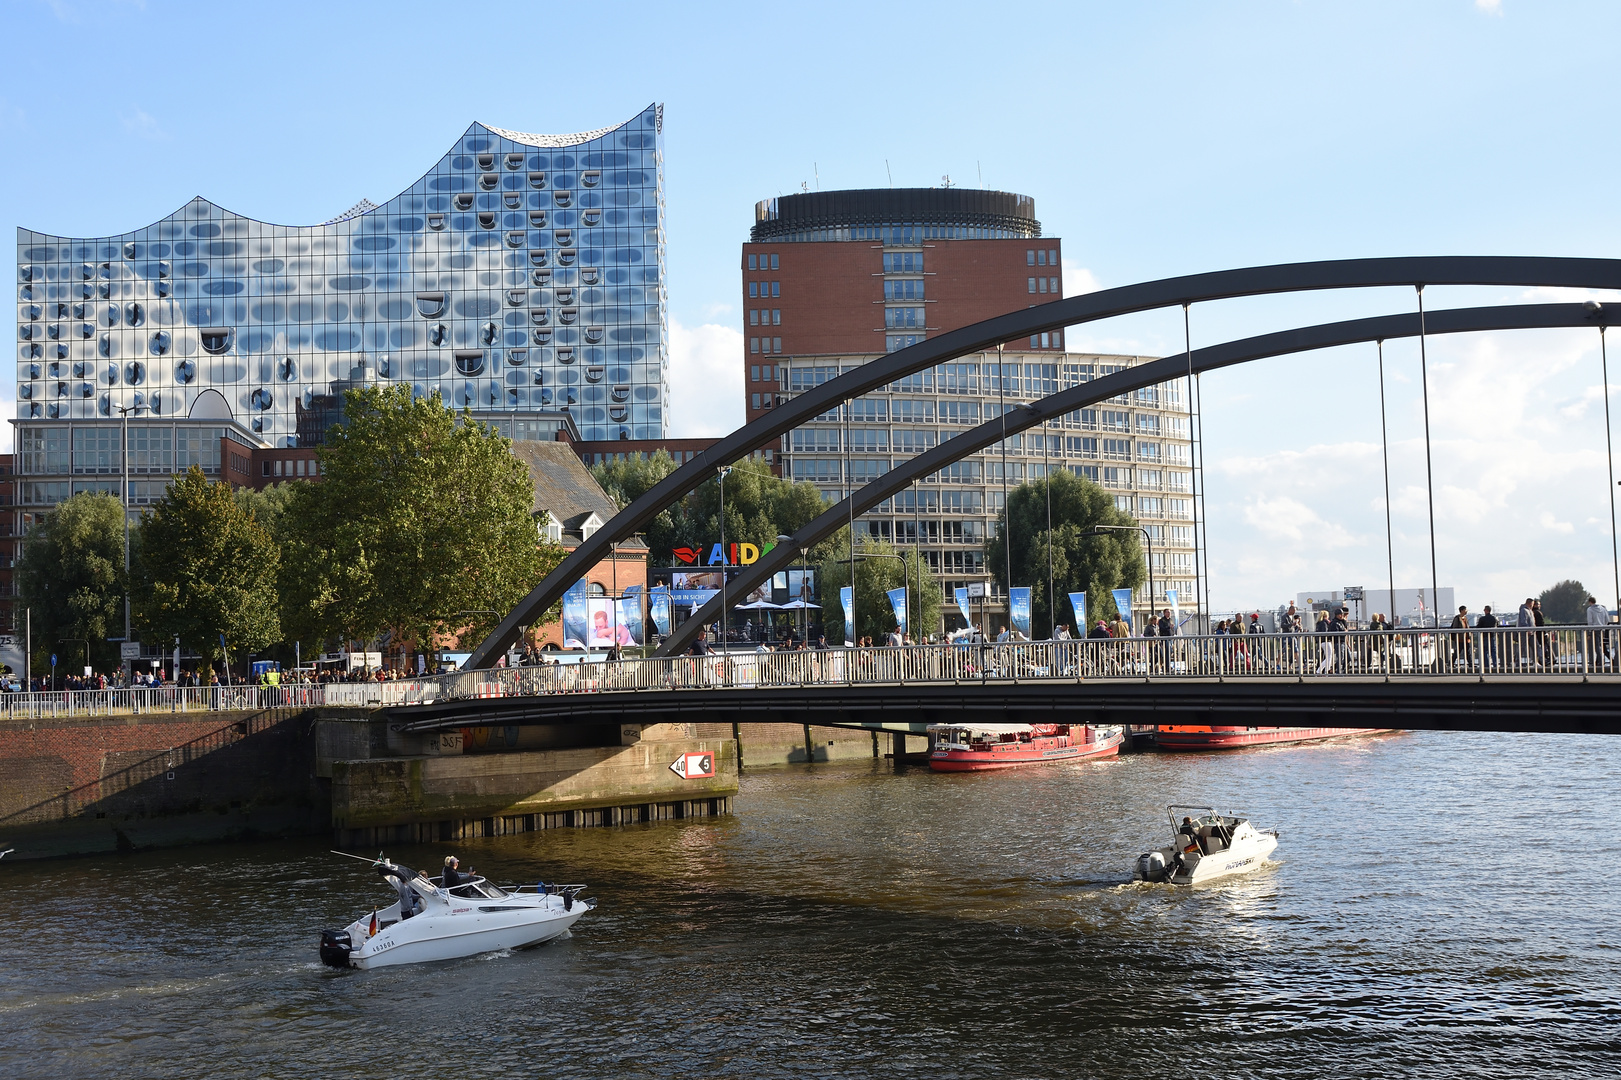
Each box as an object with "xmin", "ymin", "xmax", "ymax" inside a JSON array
[{"xmin": 389, "ymin": 625, "xmax": 1620, "ymax": 708}]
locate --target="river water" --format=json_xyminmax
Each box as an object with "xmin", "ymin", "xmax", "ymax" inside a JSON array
[{"xmin": 1, "ymin": 730, "xmax": 1617, "ymax": 1079}]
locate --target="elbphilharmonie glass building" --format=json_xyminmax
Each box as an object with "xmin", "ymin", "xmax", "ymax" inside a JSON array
[{"xmin": 13, "ymin": 105, "xmax": 667, "ymax": 507}]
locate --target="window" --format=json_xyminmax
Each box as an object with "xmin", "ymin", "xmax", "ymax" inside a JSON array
[
  {"xmin": 749, "ymin": 282, "xmax": 758, "ymax": 298},
  {"xmin": 792, "ymin": 458, "xmax": 841, "ymax": 483},
  {"xmin": 751, "ymin": 365, "xmax": 760, "ymax": 382},
  {"xmin": 771, "ymin": 309, "xmax": 781, "ymax": 325},
  {"xmin": 882, "ymin": 252, "xmax": 924, "ymax": 273},
  {"xmin": 1037, "ymin": 250, "xmax": 1047, "ymax": 266},
  {"xmin": 848, "ymin": 398, "xmax": 886, "ymax": 421},
  {"xmin": 72, "ymin": 426, "xmax": 119, "ymax": 474},
  {"xmin": 1138, "ymin": 442, "xmax": 1162, "ymax": 461},
  {"xmin": 885, "ymin": 307, "xmax": 923, "ymax": 328},
  {"xmin": 1137, "ymin": 414, "xmax": 1161, "ymax": 434},
  {"xmin": 749, "ymin": 310, "xmax": 759, "ymax": 326},
  {"xmin": 1049, "ymin": 277, "xmax": 1059, "ymax": 293},
  {"xmin": 773, "ymin": 337, "xmax": 782, "ymax": 353},
  {"xmin": 1038, "ymin": 278, "xmax": 1048, "ymax": 294},
  {"xmin": 1068, "ymin": 436, "xmax": 1098, "ymax": 457},
  {"xmin": 847, "ymin": 428, "xmax": 888, "ymax": 452},
  {"xmin": 1115, "ymin": 495, "xmax": 1134, "ymax": 512},
  {"xmin": 883, "ymin": 279, "xmax": 925, "ymax": 300},
  {"xmin": 1102, "ymin": 410, "xmax": 1130, "ymax": 431},
  {"xmin": 792, "ymin": 428, "xmax": 840, "ymax": 452},
  {"xmin": 752, "ymin": 393, "xmax": 761, "ymax": 409},
  {"xmin": 1102, "ymin": 439, "xmax": 1132, "ymax": 460},
  {"xmin": 1027, "ymin": 250, "xmax": 1036, "ymax": 266},
  {"xmin": 771, "ymin": 254, "xmax": 779, "ymax": 269},
  {"xmin": 748, "ymin": 254, "xmax": 758, "ymax": 269},
  {"xmin": 1028, "ymin": 277, "xmax": 1037, "ymax": 294},
  {"xmin": 262, "ymin": 461, "xmax": 272, "ymax": 477},
  {"xmin": 19, "ymin": 427, "xmax": 69, "ymax": 475},
  {"xmin": 771, "ymin": 281, "xmax": 781, "ymax": 297},
  {"xmin": 1049, "ymin": 249, "xmax": 1058, "ymax": 265},
  {"xmin": 750, "ymin": 338, "xmax": 760, "ymax": 354},
  {"xmin": 763, "ymin": 365, "xmax": 775, "ymax": 382}
]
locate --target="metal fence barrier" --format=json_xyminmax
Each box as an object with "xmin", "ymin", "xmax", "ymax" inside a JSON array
[{"xmin": 1, "ymin": 627, "xmax": 1612, "ymax": 719}]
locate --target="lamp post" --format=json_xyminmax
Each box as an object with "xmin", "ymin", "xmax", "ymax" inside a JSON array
[
  {"xmin": 115, "ymin": 400, "xmax": 144, "ymax": 681},
  {"xmin": 717, "ymin": 466, "xmax": 732, "ymax": 651},
  {"xmin": 854, "ymin": 551, "xmax": 911, "ymax": 642},
  {"xmin": 777, "ymin": 533, "xmax": 811, "ymax": 645},
  {"xmin": 1083, "ymin": 524, "xmax": 1155, "ymax": 630},
  {"xmin": 1043, "ymin": 410, "xmax": 1054, "ymax": 637}
]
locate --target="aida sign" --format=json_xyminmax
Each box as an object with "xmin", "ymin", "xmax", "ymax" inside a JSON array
[{"xmin": 671, "ymin": 541, "xmax": 775, "ymax": 566}]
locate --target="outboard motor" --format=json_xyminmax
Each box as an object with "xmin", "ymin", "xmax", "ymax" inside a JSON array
[
  {"xmin": 1136, "ymin": 851, "xmax": 1167, "ymax": 882},
  {"xmin": 319, "ymin": 929, "xmax": 353, "ymax": 968}
]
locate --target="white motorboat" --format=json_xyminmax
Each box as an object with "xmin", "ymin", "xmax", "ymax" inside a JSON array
[
  {"xmin": 319, "ymin": 854, "xmax": 594, "ymax": 970},
  {"xmin": 1134, "ymin": 805, "xmax": 1278, "ymax": 885}
]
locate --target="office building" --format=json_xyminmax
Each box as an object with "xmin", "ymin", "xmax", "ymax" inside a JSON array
[{"xmin": 743, "ymin": 187, "xmax": 1197, "ymax": 627}]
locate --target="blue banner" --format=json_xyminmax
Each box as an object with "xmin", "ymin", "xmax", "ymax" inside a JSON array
[
  {"xmin": 1009, "ymin": 587, "xmax": 1032, "ymax": 639},
  {"xmin": 1069, "ymin": 591, "xmax": 1088, "ymax": 633},
  {"xmin": 840, "ymin": 586, "xmax": 854, "ymax": 646},
  {"xmin": 649, "ymin": 587, "xmax": 672, "ymax": 637},
  {"xmin": 616, "ymin": 596, "xmax": 645, "ymax": 647},
  {"xmin": 562, "ymin": 577, "xmax": 590, "ymax": 649},
  {"xmin": 887, "ymin": 588, "xmax": 908, "ymax": 635},
  {"xmin": 1111, "ymin": 588, "xmax": 1135, "ymax": 633},
  {"xmin": 955, "ymin": 587, "xmax": 971, "ymax": 625},
  {"xmin": 1166, "ymin": 588, "xmax": 1179, "ymax": 629}
]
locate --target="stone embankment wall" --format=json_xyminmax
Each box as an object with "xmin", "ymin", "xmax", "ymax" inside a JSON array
[{"xmin": 0, "ymin": 708, "xmax": 357, "ymax": 860}]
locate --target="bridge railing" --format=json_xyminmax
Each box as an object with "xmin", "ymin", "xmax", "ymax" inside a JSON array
[{"xmin": 383, "ymin": 625, "xmax": 1619, "ymax": 705}]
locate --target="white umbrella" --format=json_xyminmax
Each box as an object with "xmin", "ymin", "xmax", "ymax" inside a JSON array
[
  {"xmin": 734, "ymin": 599, "xmax": 784, "ymax": 609},
  {"xmin": 780, "ymin": 599, "xmax": 821, "ymax": 609}
]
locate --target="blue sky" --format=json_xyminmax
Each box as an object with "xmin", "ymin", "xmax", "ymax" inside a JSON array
[{"xmin": 6, "ymin": 0, "xmax": 1621, "ymax": 613}]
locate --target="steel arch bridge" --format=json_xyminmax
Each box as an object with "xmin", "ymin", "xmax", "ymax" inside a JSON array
[{"xmin": 466, "ymin": 256, "xmax": 1621, "ymax": 668}]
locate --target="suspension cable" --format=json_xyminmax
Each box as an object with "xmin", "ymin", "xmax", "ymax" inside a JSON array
[
  {"xmin": 1377, "ymin": 339, "xmax": 1396, "ymax": 624},
  {"xmin": 1184, "ymin": 304, "xmax": 1204, "ymax": 627},
  {"xmin": 1416, "ymin": 285, "xmax": 1440, "ymax": 624}
]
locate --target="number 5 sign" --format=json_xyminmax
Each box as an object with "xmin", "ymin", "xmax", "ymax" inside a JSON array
[{"xmin": 668, "ymin": 752, "xmax": 715, "ymax": 779}]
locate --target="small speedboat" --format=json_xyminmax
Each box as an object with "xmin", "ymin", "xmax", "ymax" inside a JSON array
[
  {"xmin": 319, "ymin": 854, "xmax": 594, "ymax": 970},
  {"xmin": 1134, "ymin": 805, "xmax": 1278, "ymax": 885}
]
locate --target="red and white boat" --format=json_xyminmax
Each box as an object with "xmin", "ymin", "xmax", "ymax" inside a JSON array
[
  {"xmin": 1152, "ymin": 725, "xmax": 1395, "ymax": 751},
  {"xmin": 927, "ymin": 722, "xmax": 1124, "ymax": 771}
]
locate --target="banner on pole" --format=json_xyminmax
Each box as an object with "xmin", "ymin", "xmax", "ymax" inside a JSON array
[
  {"xmin": 1069, "ymin": 591, "xmax": 1088, "ymax": 632},
  {"xmin": 562, "ymin": 578, "xmax": 591, "ymax": 649},
  {"xmin": 840, "ymin": 585, "xmax": 854, "ymax": 646},
  {"xmin": 649, "ymin": 587, "xmax": 672, "ymax": 637},
  {"xmin": 1111, "ymin": 588, "xmax": 1135, "ymax": 632},
  {"xmin": 1167, "ymin": 588, "xmax": 1181, "ymax": 630},
  {"xmin": 955, "ymin": 587, "xmax": 971, "ymax": 625},
  {"xmin": 1009, "ymin": 587, "xmax": 1032, "ymax": 639},
  {"xmin": 886, "ymin": 588, "xmax": 908, "ymax": 635}
]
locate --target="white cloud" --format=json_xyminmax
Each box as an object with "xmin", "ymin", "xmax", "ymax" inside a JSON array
[
  {"xmin": 668, "ymin": 319, "xmax": 744, "ymax": 438},
  {"xmin": 1475, "ymin": 0, "xmax": 1503, "ymax": 13},
  {"xmin": 119, "ymin": 107, "xmax": 166, "ymax": 140},
  {"xmin": 1062, "ymin": 258, "xmax": 1101, "ymax": 297}
]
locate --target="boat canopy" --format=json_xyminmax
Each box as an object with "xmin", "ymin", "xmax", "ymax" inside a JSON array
[{"xmin": 927, "ymin": 722, "xmax": 1033, "ymax": 737}]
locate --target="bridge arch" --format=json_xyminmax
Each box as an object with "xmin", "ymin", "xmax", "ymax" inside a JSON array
[
  {"xmin": 468, "ymin": 257, "xmax": 1621, "ymax": 667},
  {"xmin": 645, "ymin": 301, "xmax": 1608, "ymax": 654}
]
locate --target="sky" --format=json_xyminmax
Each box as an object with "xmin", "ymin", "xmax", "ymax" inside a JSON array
[{"xmin": 5, "ymin": 0, "xmax": 1621, "ymax": 615}]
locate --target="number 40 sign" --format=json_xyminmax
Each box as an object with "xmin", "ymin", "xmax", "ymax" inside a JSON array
[{"xmin": 668, "ymin": 752, "xmax": 715, "ymax": 779}]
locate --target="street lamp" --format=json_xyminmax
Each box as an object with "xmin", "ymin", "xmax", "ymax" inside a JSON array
[
  {"xmin": 854, "ymin": 551, "xmax": 911, "ymax": 641},
  {"xmin": 1083, "ymin": 525, "xmax": 1156, "ymax": 631},
  {"xmin": 115, "ymin": 400, "xmax": 144, "ymax": 681},
  {"xmin": 777, "ymin": 533, "xmax": 810, "ymax": 645},
  {"xmin": 717, "ymin": 466, "xmax": 733, "ymax": 651}
]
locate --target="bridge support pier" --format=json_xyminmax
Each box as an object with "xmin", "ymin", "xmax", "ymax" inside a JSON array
[{"xmin": 891, "ymin": 731, "xmax": 908, "ymax": 771}]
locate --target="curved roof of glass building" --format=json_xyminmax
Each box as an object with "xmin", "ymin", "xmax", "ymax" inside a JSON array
[
  {"xmin": 750, "ymin": 187, "xmax": 1039, "ymax": 242},
  {"xmin": 16, "ymin": 105, "xmax": 667, "ymax": 445}
]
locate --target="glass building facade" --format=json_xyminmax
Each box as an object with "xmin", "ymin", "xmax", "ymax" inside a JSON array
[{"xmin": 14, "ymin": 105, "xmax": 668, "ymax": 452}]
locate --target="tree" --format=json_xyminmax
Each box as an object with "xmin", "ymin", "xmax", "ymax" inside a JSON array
[
  {"xmin": 817, "ymin": 539, "xmax": 942, "ymax": 643},
  {"xmin": 1539, "ymin": 579, "xmax": 1590, "ymax": 625},
  {"xmin": 132, "ymin": 467, "xmax": 281, "ymax": 675},
  {"xmin": 984, "ymin": 469, "xmax": 1146, "ymax": 635},
  {"xmin": 279, "ymin": 386, "xmax": 564, "ymax": 654},
  {"xmin": 234, "ymin": 481, "xmax": 301, "ymax": 538},
  {"xmin": 15, "ymin": 492, "xmax": 128, "ymax": 675},
  {"xmin": 593, "ymin": 453, "xmax": 842, "ymax": 566}
]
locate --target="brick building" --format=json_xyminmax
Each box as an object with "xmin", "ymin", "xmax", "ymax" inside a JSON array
[{"xmin": 740, "ymin": 187, "xmax": 1198, "ymax": 629}]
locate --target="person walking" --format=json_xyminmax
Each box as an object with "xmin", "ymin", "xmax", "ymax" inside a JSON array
[
  {"xmin": 1314, "ymin": 609, "xmax": 1334, "ymax": 676},
  {"xmin": 1585, "ymin": 595, "xmax": 1612, "ymax": 671},
  {"xmin": 1449, "ymin": 605, "xmax": 1472, "ymax": 671},
  {"xmin": 1477, "ymin": 605, "xmax": 1500, "ymax": 672}
]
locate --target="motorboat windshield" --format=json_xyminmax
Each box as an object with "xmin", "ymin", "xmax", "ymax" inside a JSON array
[{"xmin": 437, "ymin": 876, "xmax": 509, "ymax": 900}]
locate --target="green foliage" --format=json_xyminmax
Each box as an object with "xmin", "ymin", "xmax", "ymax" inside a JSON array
[
  {"xmin": 592, "ymin": 453, "xmax": 842, "ymax": 565},
  {"xmin": 817, "ymin": 539, "xmax": 942, "ymax": 643},
  {"xmin": 984, "ymin": 469, "xmax": 1145, "ymax": 635},
  {"xmin": 1538, "ymin": 579, "xmax": 1590, "ymax": 625},
  {"xmin": 15, "ymin": 491, "xmax": 128, "ymax": 671},
  {"xmin": 133, "ymin": 466, "xmax": 281, "ymax": 668},
  {"xmin": 233, "ymin": 481, "xmax": 301, "ymax": 539},
  {"xmin": 278, "ymin": 386, "xmax": 564, "ymax": 652}
]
